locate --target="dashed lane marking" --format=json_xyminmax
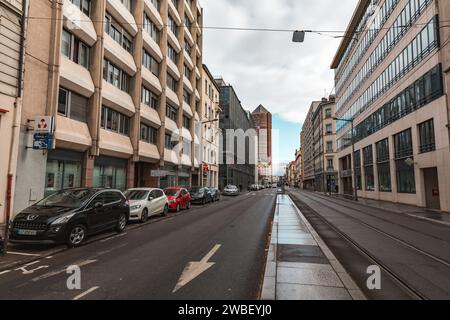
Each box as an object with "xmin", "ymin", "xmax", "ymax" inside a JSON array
[
  {"xmin": 0, "ymin": 270, "xmax": 11, "ymax": 277},
  {"xmin": 73, "ymin": 286, "xmax": 100, "ymax": 300},
  {"xmin": 7, "ymin": 251, "xmax": 41, "ymax": 257},
  {"xmin": 100, "ymin": 233, "xmax": 127, "ymax": 243},
  {"xmin": 32, "ymin": 259, "xmax": 98, "ymax": 282}
]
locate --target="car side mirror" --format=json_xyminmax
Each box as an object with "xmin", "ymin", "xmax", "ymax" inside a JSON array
[{"xmin": 148, "ymin": 196, "xmax": 154, "ymax": 201}]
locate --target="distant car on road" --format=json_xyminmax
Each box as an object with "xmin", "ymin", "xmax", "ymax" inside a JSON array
[
  {"xmin": 164, "ymin": 187, "xmax": 191, "ymax": 212},
  {"xmin": 249, "ymin": 184, "xmax": 259, "ymax": 191},
  {"xmin": 209, "ymin": 188, "xmax": 221, "ymax": 202},
  {"xmin": 189, "ymin": 187, "xmax": 213, "ymax": 205},
  {"xmin": 223, "ymin": 185, "xmax": 239, "ymax": 196},
  {"xmin": 125, "ymin": 188, "xmax": 169, "ymax": 223},
  {"xmin": 9, "ymin": 188, "xmax": 129, "ymax": 247}
]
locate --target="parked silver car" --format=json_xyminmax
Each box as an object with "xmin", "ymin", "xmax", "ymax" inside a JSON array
[{"xmin": 223, "ymin": 185, "xmax": 239, "ymax": 196}]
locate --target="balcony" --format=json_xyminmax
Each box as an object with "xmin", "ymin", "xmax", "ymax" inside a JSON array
[
  {"xmin": 54, "ymin": 115, "xmax": 92, "ymax": 152},
  {"xmin": 184, "ymin": 26, "xmax": 194, "ymax": 46},
  {"xmin": 184, "ymin": 1, "xmax": 194, "ymax": 22},
  {"xmin": 184, "ymin": 51, "xmax": 194, "ymax": 70},
  {"xmin": 167, "ymin": 58, "xmax": 181, "ymax": 80},
  {"xmin": 183, "ymin": 101, "xmax": 193, "ymax": 118},
  {"xmin": 142, "ymin": 67, "xmax": 162, "ymax": 94},
  {"xmin": 104, "ymin": 34, "xmax": 137, "ymax": 76},
  {"xmin": 139, "ymin": 141, "xmax": 160, "ymax": 162},
  {"xmin": 60, "ymin": 56, "xmax": 95, "ymax": 98},
  {"xmin": 143, "ymin": 32, "xmax": 163, "ymax": 62},
  {"xmin": 99, "ymin": 129, "xmax": 134, "ymax": 158},
  {"xmin": 195, "ymin": 66, "xmax": 201, "ymax": 79},
  {"xmin": 166, "ymin": 88, "xmax": 180, "ymax": 107},
  {"xmin": 195, "ymin": 89, "xmax": 200, "ymax": 101},
  {"xmin": 167, "ymin": 30, "xmax": 182, "ymax": 53},
  {"xmin": 106, "ymin": 0, "xmax": 138, "ymax": 36},
  {"xmin": 140, "ymin": 103, "xmax": 162, "ymax": 127},
  {"xmin": 102, "ymin": 80, "xmax": 136, "ymax": 116},
  {"xmin": 168, "ymin": 0, "xmax": 182, "ymax": 25},
  {"xmin": 62, "ymin": 0, "xmax": 96, "ymax": 46},
  {"xmin": 165, "ymin": 117, "xmax": 179, "ymax": 134},
  {"xmin": 164, "ymin": 148, "xmax": 180, "ymax": 165},
  {"xmin": 144, "ymin": 0, "xmax": 163, "ymax": 27},
  {"xmin": 183, "ymin": 76, "xmax": 193, "ymax": 93}
]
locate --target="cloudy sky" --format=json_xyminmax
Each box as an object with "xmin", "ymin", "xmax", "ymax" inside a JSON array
[{"xmin": 201, "ymin": 0, "xmax": 359, "ymax": 171}]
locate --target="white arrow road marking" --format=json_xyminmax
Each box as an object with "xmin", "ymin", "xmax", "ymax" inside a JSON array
[
  {"xmin": 73, "ymin": 286, "xmax": 99, "ymax": 300},
  {"xmin": 173, "ymin": 244, "xmax": 221, "ymax": 293},
  {"xmin": 32, "ymin": 259, "xmax": 98, "ymax": 282}
]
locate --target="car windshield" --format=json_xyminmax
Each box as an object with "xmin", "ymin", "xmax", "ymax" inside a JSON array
[
  {"xmin": 125, "ymin": 190, "xmax": 149, "ymax": 200},
  {"xmin": 226, "ymin": 185, "xmax": 237, "ymax": 189},
  {"xmin": 165, "ymin": 189, "xmax": 179, "ymax": 197},
  {"xmin": 35, "ymin": 189, "xmax": 95, "ymax": 208},
  {"xmin": 189, "ymin": 187, "xmax": 203, "ymax": 194}
]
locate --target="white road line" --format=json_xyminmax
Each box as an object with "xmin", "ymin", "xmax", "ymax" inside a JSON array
[
  {"xmin": 73, "ymin": 286, "xmax": 99, "ymax": 300},
  {"xmin": 100, "ymin": 233, "xmax": 127, "ymax": 243},
  {"xmin": 32, "ymin": 259, "xmax": 98, "ymax": 282},
  {"xmin": 15, "ymin": 260, "xmax": 40, "ymax": 270},
  {"xmin": 7, "ymin": 251, "xmax": 41, "ymax": 257}
]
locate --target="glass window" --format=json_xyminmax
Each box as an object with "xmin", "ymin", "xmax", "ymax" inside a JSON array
[
  {"xmin": 418, "ymin": 119, "xmax": 435, "ymax": 153},
  {"xmin": 58, "ymin": 87, "xmax": 68, "ymax": 116},
  {"xmin": 45, "ymin": 159, "xmax": 82, "ymax": 197}
]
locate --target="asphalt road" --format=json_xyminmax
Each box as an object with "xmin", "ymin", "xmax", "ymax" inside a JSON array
[
  {"xmin": 0, "ymin": 190, "xmax": 277, "ymax": 300},
  {"xmin": 288, "ymin": 189, "xmax": 450, "ymax": 300}
]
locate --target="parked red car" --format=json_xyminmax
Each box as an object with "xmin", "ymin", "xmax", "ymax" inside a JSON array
[{"xmin": 164, "ymin": 187, "xmax": 191, "ymax": 212}]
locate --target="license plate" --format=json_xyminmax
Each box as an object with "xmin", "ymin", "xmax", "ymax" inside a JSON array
[{"xmin": 17, "ymin": 229, "xmax": 38, "ymax": 236}]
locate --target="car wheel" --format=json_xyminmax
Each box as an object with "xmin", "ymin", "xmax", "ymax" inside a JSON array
[
  {"xmin": 161, "ymin": 205, "xmax": 168, "ymax": 217},
  {"xmin": 140, "ymin": 208, "xmax": 148, "ymax": 223},
  {"xmin": 67, "ymin": 225, "xmax": 87, "ymax": 248},
  {"xmin": 116, "ymin": 213, "xmax": 127, "ymax": 233}
]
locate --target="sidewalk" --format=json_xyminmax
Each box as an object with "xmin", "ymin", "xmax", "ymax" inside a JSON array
[{"xmin": 261, "ymin": 194, "xmax": 366, "ymax": 300}]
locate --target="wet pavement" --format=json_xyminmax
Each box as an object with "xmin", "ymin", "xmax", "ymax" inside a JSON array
[{"xmin": 261, "ymin": 194, "xmax": 366, "ymax": 300}]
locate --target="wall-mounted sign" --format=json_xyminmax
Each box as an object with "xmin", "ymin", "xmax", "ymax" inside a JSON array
[
  {"xmin": 151, "ymin": 170, "xmax": 169, "ymax": 177},
  {"xmin": 34, "ymin": 116, "xmax": 55, "ymax": 134},
  {"xmin": 33, "ymin": 133, "xmax": 53, "ymax": 151}
]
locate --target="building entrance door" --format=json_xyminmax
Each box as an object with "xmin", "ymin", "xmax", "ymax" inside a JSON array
[{"xmin": 423, "ymin": 167, "xmax": 440, "ymax": 210}]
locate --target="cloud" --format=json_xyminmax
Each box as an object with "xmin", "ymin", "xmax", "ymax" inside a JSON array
[{"xmin": 202, "ymin": 0, "xmax": 359, "ymax": 123}]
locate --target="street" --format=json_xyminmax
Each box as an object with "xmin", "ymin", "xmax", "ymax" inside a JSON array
[
  {"xmin": 0, "ymin": 190, "xmax": 277, "ymax": 300},
  {"xmin": 288, "ymin": 189, "xmax": 450, "ymax": 300}
]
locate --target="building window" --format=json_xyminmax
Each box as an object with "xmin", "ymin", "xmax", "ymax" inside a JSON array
[
  {"xmin": 167, "ymin": 73, "xmax": 178, "ymax": 92},
  {"xmin": 61, "ymin": 29, "xmax": 90, "ymax": 68},
  {"xmin": 120, "ymin": 0, "xmax": 132, "ymax": 11},
  {"xmin": 150, "ymin": 0, "xmax": 160, "ymax": 11},
  {"xmin": 182, "ymin": 139, "xmax": 191, "ymax": 156},
  {"xmin": 168, "ymin": 15, "xmax": 178, "ymax": 36},
  {"xmin": 70, "ymin": 0, "xmax": 91, "ymax": 16},
  {"xmin": 183, "ymin": 89, "xmax": 191, "ymax": 104},
  {"xmin": 183, "ymin": 115, "xmax": 190, "ymax": 129},
  {"xmin": 165, "ymin": 133, "xmax": 177, "ymax": 150},
  {"xmin": 166, "ymin": 104, "xmax": 177, "ymax": 121},
  {"xmin": 103, "ymin": 59, "xmax": 130, "ymax": 93},
  {"xmin": 142, "ymin": 50, "xmax": 159, "ymax": 76},
  {"xmin": 93, "ymin": 162, "xmax": 127, "ymax": 190},
  {"xmin": 184, "ymin": 65, "xmax": 192, "ymax": 79},
  {"xmin": 394, "ymin": 129, "xmax": 416, "ymax": 194},
  {"xmin": 140, "ymin": 123, "xmax": 158, "ymax": 145},
  {"xmin": 418, "ymin": 119, "xmax": 435, "ymax": 153},
  {"xmin": 141, "ymin": 86, "xmax": 159, "ymax": 110},
  {"xmin": 327, "ymin": 159, "xmax": 334, "ymax": 171},
  {"xmin": 45, "ymin": 157, "xmax": 83, "ymax": 197},
  {"xmin": 326, "ymin": 141, "xmax": 333, "ymax": 153},
  {"xmin": 363, "ymin": 145, "xmax": 375, "ymax": 191},
  {"xmin": 354, "ymin": 150, "xmax": 362, "ymax": 190},
  {"xmin": 376, "ymin": 138, "xmax": 391, "ymax": 192},
  {"xmin": 144, "ymin": 14, "xmax": 160, "ymax": 43},
  {"xmin": 185, "ymin": 42, "xmax": 192, "ymax": 55},
  {"xmin": 325, "ymin": 109, "xmax": 332, "ymax": 118},
  {"xmin": 105, "ymin": 14, "xmax": 133, "ymax": 53},
  {"xmin": 167, "ymin": 45, "xmax": 178, "ymax": 63},
  {"xmin": 325, "ymin": 124, "xmax": 332, "ymax": 134},
  {"xmin": 100, "ymin": 106, "xmax": 130, "ymax": 136},
  {"xmin": 58, "ymin": 87, "xmax": 88, "ymax": 123}
]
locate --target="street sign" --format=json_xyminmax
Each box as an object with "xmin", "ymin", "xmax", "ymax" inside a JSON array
[
  {"xmin": 34, "ymin": 116, "xmax": 55, "ymax": 133},
  {"xmin": 33, "ymin": 133, "xmax": 53, "ymax": 151},
  {"xmin": 151, "ymin": 170, "xmax": 169, "ymax": 177}
]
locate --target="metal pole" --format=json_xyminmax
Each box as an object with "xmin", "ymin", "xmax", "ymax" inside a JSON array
[{"xmin": 351, "ymin": 120, "xmax": 358, "ymax": 201}]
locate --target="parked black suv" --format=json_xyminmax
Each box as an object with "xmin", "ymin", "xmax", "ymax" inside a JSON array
[
  {"xmin": 9, "ymin": 188, "xmax": 129, "ymax": 247},
  {"xmin": 188, "ymin": 187, "xmax": 213, "ymax": 205}
]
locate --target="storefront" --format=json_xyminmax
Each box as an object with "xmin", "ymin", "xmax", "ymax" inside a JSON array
[
  {"xmin": 93, "ymin": 156, "xmax": 128, "ymax": 190},
  {"xmin": 159, "ymin": 165, "xmax": 177, "ymax": 189},
  {"xmin": 178, "ymin": 167, "xmax": 191, "ymax": 187},
  {"xmin": 44, "ymin": 149, "xmax": 84, "ymax": 197}
]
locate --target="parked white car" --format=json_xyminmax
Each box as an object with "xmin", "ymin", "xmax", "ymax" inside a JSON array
[{"xmin": 124, "ymin": 188, "xmax": 169, "ymax": 223}]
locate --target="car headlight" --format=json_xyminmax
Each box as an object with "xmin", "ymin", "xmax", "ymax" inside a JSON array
[
  {"xmin": 131, "ymin": 205, "xmax": 142, "ymax": 211},
  {"xmin": 51, "ymin": 215, "xmax": 74, "ymax": 225}
]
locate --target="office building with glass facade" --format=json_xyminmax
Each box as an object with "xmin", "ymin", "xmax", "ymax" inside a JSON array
[{"xmin": 331, "ymin": 0, "xmax": 450, "ymax": 211}]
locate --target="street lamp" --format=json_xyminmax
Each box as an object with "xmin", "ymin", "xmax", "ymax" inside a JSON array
[{"xmin": 332, "ymin": 117, "xmax": 358, "ymax": 202}]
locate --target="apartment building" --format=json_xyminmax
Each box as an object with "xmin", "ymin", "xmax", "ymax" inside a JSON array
[
  {"xmin": 301, "ymin": 101, "xmax": 321, "ymax": 190},
  {"xmin": 201, "ymin": 64, "xmax": 220, "ymax": 188},
  {"xmin": 216, "ymin": 78, "xmax": 257, "ymax": 191},
  {"xmin": 332, "ymin": 0, "xmax": 450, "ymax": 211},
  {"xmin": 13, "ymin": 0, "xmax": 204, "ymax": 213},
  {"xmin": 312, "ymin": 96, "xmax": 338, "ymax": 193},
  {"xmin": 0, "ymin": 0, "xmax": 26, "ymax": 229},
  {"xmin": 295, "ymin": 148, "xmax": 302, "ymax": 188},
  {"xmin": 252, "ymin": 105, "xmax": 273, "ymax": 186}
]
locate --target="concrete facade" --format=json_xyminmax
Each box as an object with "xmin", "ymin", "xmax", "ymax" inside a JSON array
[
  {"xmin": 331, "ymin": 0, "xmax": 450, "ymax": 211},
  {"xmin": 301, "ymin": 101, "xmax": 320, "ymax": 190},
  {"xmin": 201, "ymin": 64, "xmax": 220, "ymax": 188},
  {"xmin": 0, "ymin": 0, "xmax": 25, "ymax": 228},
  {"xmin": 13, "ymin": 0, "xmax": 204, "ymax": 215}
]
